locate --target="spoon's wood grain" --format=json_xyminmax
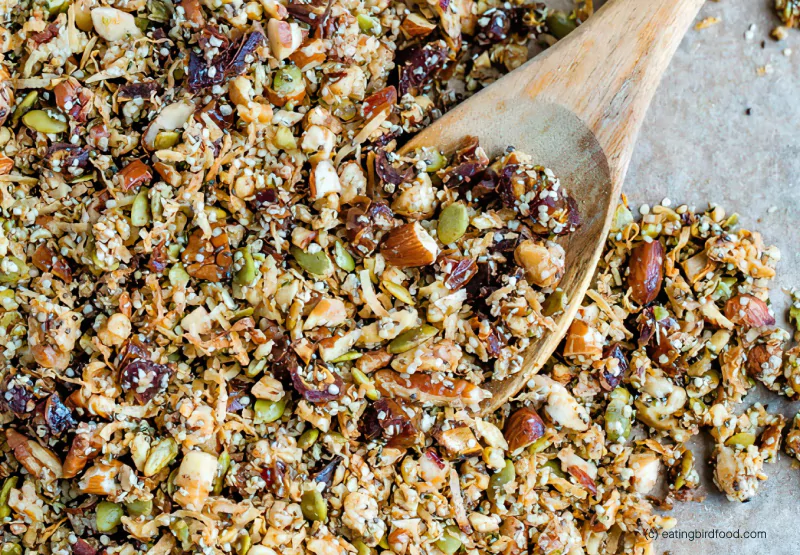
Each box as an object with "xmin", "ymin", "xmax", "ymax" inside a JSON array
[{"xmin": 399, "ymin": 0, "xmax": 706, "ymax": 414}]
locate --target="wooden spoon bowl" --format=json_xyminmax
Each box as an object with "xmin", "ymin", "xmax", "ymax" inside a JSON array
[{"xmin": 399, "ymin": 0, "xmax": 706, "ymax": 414}]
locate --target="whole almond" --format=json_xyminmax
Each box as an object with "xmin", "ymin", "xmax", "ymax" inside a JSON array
[
  {"xmin": 724, "ymin": 294, "xmax": 775, "ymax": 328},
  {"xmin": 381, "ymin": 222, "xmax": 439, "ymax": 268},
  {"xmin": 504, "ymin": 406, "xmax": 545, "ymax": 451},
  {"xmin": 628, "ymin": 239, "xmax": 664, "ymax": 305}
]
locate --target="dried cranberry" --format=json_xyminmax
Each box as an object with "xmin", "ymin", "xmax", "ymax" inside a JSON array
[
  {"xmin": 226, "ymin": 377, "xmax": 252, "ymax": 412},
  {"xmin": 375, "ymin": 150, "xmax": 413, "ymax": 186},
  {"xmin": 470, "ymin": 168, "xmax": 499, "ymax": 200},
  {"xmin": 261, "ymin": 459, "xmax": 286, "ymax": 495},
  {"xmin": 397, "ymin": 40, "xmax": 449, "ymax": 96},
  {"xmin": 253, "ymin": 188, "xmax": 279, "ymax": 209},
  {"xmin": 476, "ymin": 8, "xmax": 511, "ymax": 44},
  {"xmin": 31, "ymin": 23, "xmax": 59, "ymax": 45},
  {"xmin": 443, "ymin": 257, "xmax": 478, "ymax": 290},
  {"xmin": 290, "ymin": 363, "xmax": 345, "ymax": 404},
  {"xmin": 148, "ymin": 241, "xmax": 168, "ymax": 274},
  {"xmin": 2, "ymin": 379, "xmax": 34, "ymax": 416},
  {"xmin": 600, "ymin": 344, "xmax": 628, "ymax": 390},
  {"xmin": 117, "ymin": 81, "xmax": 160, "ymax": 102},
  {"xmin": 73, "ymin": 539, "xmax": 98, "ymax": 555},
  {"xmin": 188, "ymin": 28, "xmax": 266, "ymax": 91},
  {"xmin": 44, "ymin": 144, "xmax": 90, "ymax": 173},
  {"xmin": 359, "ymin": 398, "xmax": 419, "ymax": 448},
  {"xmin": 312, "ymin": 455, "xmax": 343, "ymax": 488},
  {"xmin": 119, "ymin": 359, "xmax": 173, "ymax": 404}
]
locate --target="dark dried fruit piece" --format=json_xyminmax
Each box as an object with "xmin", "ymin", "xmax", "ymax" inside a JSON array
[
  {"xmin": 44, "ymin": 143, "xmax": 90, "ymax": 173},
  {"xmin": 359, "ymin": 398, "xmax": 420, "ymax": 448},
  {"xmin": 182, "ymin": 225, "xmax": 234, "ymax": 282},
  {"xmin": 600, "ymin": 344, "xmax": 628, "ymax": 390},
  {"xmin": 475, "ymin": 8, "xmax": 511, "ymax": 44},
  {"xmin": 504, "ymin": 406, "xmax": 545, "ymax": 451},
  {"xmin": 312, "ymin": 455, "xmax": 343, "ymax": 488},
  {"xmin": 72, "ymin": 539, "xmax": 98, "ymax": 555},
  {"xmin": 628, "ymin": 240, "xmax": 664, "ymax": 305},
  {"xmin": 188, "ymin": 27, "xmax": 266, "ymax": 91},
  {"xmin": 118, "ymin": 159, "xmax": 153, "ymax": 192},
  {"xmin": 32, "ymin": 393, "xmax": 76, "ymax": 437},
  {"xmin": 397, "ymin": 40, "xmax": 448, "ymax": 96},
  {"xmin": 290, "ymin": 363, "xmax": 345, "ymax": 404},
  {"xmin": 117, "ymin": 81, "xmax": 160, "ymax": 102},
  {"xmin": 54, "ymin": 78, "xmax": 93, "ymax": 122},
  {"xmin": 260, "ymin": 459, "xmax": 286, "ymax": 495},
  {"xmin": 32, "ymin": 244, "xmax": 72, "ymax": 283},
  {"xmin": 119, "ymin": 359, "xmax": 173, "ymax": 404},
  {"xmin": 724, "ymin": 294, "xmax": 775, "ymax": 328},
  {"xmin": 375, "ymin": 149, "xmax": 413, "ymax": 186},
  {"xmin": 345, "ymin": 199, "xmax": 395, "ymax": 256},
  {"xmin": 443, "ymin": 257, "xmax": 478, "ymax": 290}
]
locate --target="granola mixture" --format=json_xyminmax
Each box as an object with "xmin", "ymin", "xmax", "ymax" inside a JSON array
[{"xmin": 776, "ymin": 0, "xmax": 800, "ymax": 29}]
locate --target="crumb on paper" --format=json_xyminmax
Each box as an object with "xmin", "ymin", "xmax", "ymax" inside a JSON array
[{"xmin": 695, "ymin": 17, "xmax": 721, "ymax": 30}]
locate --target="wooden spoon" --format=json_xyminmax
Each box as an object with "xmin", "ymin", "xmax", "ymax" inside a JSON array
[{"xmin": 399, "ymin": 0, "xmax": 706, "ymax": 415}]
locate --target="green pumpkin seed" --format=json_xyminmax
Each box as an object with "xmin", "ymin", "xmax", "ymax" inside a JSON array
[
  {"xmin": 245, "ymin": 357, "xmax": 267, "ymax": 378},
  {"xmin": 170, "ymin": 518, "xmax": 190, "ymax": 548},
  {"xmin": 273, "ymin": 65, "xmax": 303, "ymax": 95},
  {"xmin": 527, "ymin": 436, "xmax": 550, "ymax": 454},
  {"xmin": 12, "ymin": 91, "xmax": 38, "ymax": 124},
  {"xmin": 235, "ymin": 533, "xmax": 251, "ymax": 555},
  {"xmin": 298, "ymin": 428, "xmax": 320, "ymax": 450},
  {"xmin": 131, "ymin": 187, "xmax": 151, "ymax": 227},
  {"xmin": 144, "ymin": 437, "xmax": 178, "ymax": 477},
  {"xmin": 610, "ymin": 204, "xmax": 634, "ymax": 233},
  {"xmin": 725, "ymin": 432, "xmax": 756, "ymax": 448},
  {"xmin": 154, "ymin": 130, "xmax": 181, "ymax": 150},
  {"xmin": 541, "ymin": 288, "xmax": 566, "ymax": 316},
  {"xmin": 0, "ymin": 256, "xmax": 29, "ymax": 284},
  {"xmin": 291, "ymin": 246, "xmax": 333, "ymax": 277},
  {"xmin": 546, "ymin": 10, "xmax": 577, "ymax": 39},
  {"xmin": 714, "ymin": 277, "xmax": 737, "ymax": 301},
  {"xmin": 125, "ymin": 498, "xmax": 153, "ymax": 516},
  {"xmin": 421, "ymin": 148, "xmax": 447, "ymax": 173},
  {"xmin": 435, "ymin": 526, "xmax": 462, "ymax": 555},
  {"xmin": 147, "ymin": 0, "xmax": 172, "ymax": 22},
  {"xmin": 167, "ymin": 467, "xmax": 180, "ymax": 495},
  {"xmin": 357, "ymin": 13, "xmax": 380, "ymax": 34},
  {"xmin": 331, "ymin": 98, "xmax": 357, "ymax": 121},
  {"xmin": 254, "ymin": 398, "xmax": 286, "ymax": 424},
  {"xmin": 47, "ymin": 0, "xmax": 69, "ymax": 15},
  {"xmin": 0, "ymin": 544, "xmax": 21, "ymax": 555},
  {"xmin": 300, "ymin": 489, "xmax": 327, "ymax": 522},
  {"xmin": 274, "ymin": 126, "xmax": 297, "ymax": 150},
  {"xmin": 487, "ymin": 459, "xmax": 515, "ymax": 505},
  {"xmin": 437, "ymin": 202, "xmax": 469, "ymax": 245},
  {"xmin": 331, "ymin": 351, "xmax": 362, "ymax": 363},
  {"xmin": 387, "ymin": 324, "xmax": 438, "ymax": 354},
  {"xmin": 352, "ymin": 367, "xmax": 380, "ymax": 400},
  {"xmin": 352, "ymin": 540, "xmax": 372, "ymax": 555},
  {"xmin": 605, "ymin": 387, "xmax": 632, "ymax": 443},
  {"xmin": 95, "ymin": 501, "xmax": 123, "ymax": 532},
  {"xmin": 543, "ymin": 459, "xmax": 566, "ymax": 479},
  {"xmin": 0, "ymin": 476, "xmax": 19, "ymax": 519},
  {"xmin": 333, "ymin": 241, "xmax": 355, "ymax": 272},
  {"xmin": 22, "ymin": 110, "xmax": 68, "ymax": 134},
  {"xmin": 383, "ymin": 281, "xmax": 414, "ymax": 305},
  {"xmin": 234, "ymin": 247, "xmax": 256, "ymax": 286},
  {"xmin": 168, "ymin": 263, "xmax": 191, "ymax": 288},
  {"xmin": 214, "ymin": 450, "xmax": 231, "ymax": 495}
]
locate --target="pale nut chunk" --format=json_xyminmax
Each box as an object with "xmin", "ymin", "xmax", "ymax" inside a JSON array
[
  {"xmin": 291, "ymin": 226, "xmax": 317, "ymax": 249},
  {"xmin": 301, "ymin": 125, "xmax": 336, "ymax": 159},
  {"xmin": 288, "ymin": 38, "xmax": 327, "ymax": 71},
  {"xmin": 514, "ymin": 239, "xmax": 565, "ymax": 288},
  {"xmin": 628, "ymin": 451, "xmax": 661, "ymax": 494},
  {"xmin": 303, "ymin": 298, "xmax": 347, "ymax": 330},
  {"xmin": 342, "ymin": 491, "xmax": 385, "ymax": 542},
  {"xmin": 97, "ymin": 313, "xmax": 131, "ymax": 347},
  {"xmin": 229, "ymin": 76, "xmax": 254, "ymax": 106},
  {"xmin": 318, "ymin": 329, "xmax": 362, "ymax": 362},
  {"xmin": 91, "ymin": 7, "xmax": 143, "ymax": 42},
  {"xmin": 391, "ymin": 175, "xmax": 436, "ymax": 220},
  {"xmin": 259, "ymin": 0, "xmax": 288, "ymax": 19},
  {"xmin": 530, "ymin": 375, "xmax": 590, "ymax": 432},
  {"xmin": 8, "ymin": 480, "xmax": 45, "ymax": 522},
  {"xmin": 142, "ymin": 101, "xmax": 194, "ymax": 151},
  {"xmin": 182, "ymin": 306, "xmax": 212, "ymax": 336},
  {"xmin": 79, "ymin": 460, "xmax": 123, "ymax": 495},
  {"xmin": 338, "ymin": 161, "xmax": 367, "ymax": 204},
  {"xmin": 174, "ymin": 450, "xmax": 218, "ymax": 511},
  {"xmin": 295, "ymin": 399, "xmax": 331, "ymax": 432},
  {"xmin": 469, "ymin": 512, "xmax": 500, "ymax": 533},
  {"xmin": 563, "ymin": 319, "xmax": 603, "ymax": 359},
  {"xmin": 248, "ymin": 547, "xmax": 279, "ymax": 555},
  {"xmin": 252, "ymin": 375, "xmax": 285, "ymax": 401},
  {"xmin": 238, "ymin": 102, "xmax": 274, "ymax": 124},
  {"xmin": 712, "ymin": 444, "xmax": 762, "ymax": 502},
  {"xmin": 324, "ymin": 66, "xmax": 367, "ymax": 101},
  {"xmin": 267, "ymin": 19, "xmax": 303, "ymax": 60},
  {"xmin": 400, "ymin": 13, "xmax": 437, "ymax": 38},
  {"xmin": 304, "ymin": 106, "xmax": 342, "ymax": 134},
  {"xmin": 310, "ymin": 160, "xmax": 342, "ymax": 200},
  {"xmin": 381, "ymin": 223, "xmax": 439, "ymax": 268},
  {"xmin": 6, "ymin": 429, "xmax": 63, "ymax": 484},
  {"xmin": 475, "ymin": 419, "xmax": 509, "ymax": 450}
]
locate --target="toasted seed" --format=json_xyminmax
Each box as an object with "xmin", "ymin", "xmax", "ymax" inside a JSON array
[
  {"xmin": 234, "ymin": 247, "xmax": 256, "ymax": 286},
  {"xmin": 0, "ymin": 256, "xmax": 29, "ymax": 284},
  {"xmin": 435, "ymin": 526, "xmax": 462, "ymax": 555},
  {"xmin": 383, "ymin": 281, "xmax": 414, "ymax": 305},
  {"xmin": 143, "ymin": 437, "xmax": 178, "ymax": 477},
  {"xmin": 214, "ymin": 450, "xmax": 231, "ymax": 495},
  {"xmin": 387, "ymin": 324, "xmax": 438, "ymax": 354},
  {"xmin": 331, "ymin": 351, "xmax": 362, "ymax": 363},
  {"xmin": 300, "ymin": 489, "xmax": 327, "ymax": 522},
  {"xmin": 357, "ymin": 13, "xmax": 380, "ymax": 34},
  {"xmin": 604, "ymin": 387, "xmax": 632, "ymax": 443},
  {"xmin": 352, "ymin": 540, "xmax": 372, "ymax": 555},
  {"xmin": 12, "ymin": 91, "xmax": 38, "ymax": 124},
  {"xmin": 291, "ymin": 246, "xmax": 334, "ymax": 276},
  {"xmin": 541, "ymin": 288, "xmax": 566, "ymax": 316},
  {"xmin": 333, "ymin": 241, "xmax": 355, "ymax": 272},
  {"xmin": 124, "ymin": 498, "xmax": 153, "ymax": 516},
  {"xmin": 170, "ymin": 518, "xmax": 190, "ymax": 545},
  {"xmin": 95, "ymin": 501, "xmax": 123, "ymax": 532},
  {"xmin": 725, "ymin": 432, "xmax": 756, "ymax": 448},
  {"xmin": 437, "ymin": 202, "xmax": 469, "ymax": 245},
  {"xmin": 487, "ymin": 459, "xmax": 515, "ymax": 505},
  {"xmin": 131, "ymin": 187, "xmax": 151, "ymax": 227},
  {"xmin": 420, "ymin": 148, "xmax": 447, "ymax": 173},
  {"xmin": 298, "ymin": 428, "xmax": 320, "ymax": 450},
  {"xmin": 22, "ymin": 110, "xmax": 68, "ymax": 134},
  {"xmin": 254, "ymin": 398, "xmax": 286, "ymax": 423},
  {"xmin": 0, "ymin": 476, "xmax": 18, "ymax": 519},
  {"xmin": 154, "ymin": 130, "xmax": 181, "ymax": 150},
  {"xmin": 235, "ymin": 532, "xmax": 251, "ymax": 555},
  {"xmin": 546, "ymin": 10, "xmax": 577, "ymax": 39},
  {"xmin": 543, "ymin": 459, "xmax": 566, "ymax": 479},
  {"xmin": 168, "ymin": 263, "xmax": 191, "ymax": 288},
  {"xmin": 1, "ymin": 544, "xmax": 22, "ymax": 555}
]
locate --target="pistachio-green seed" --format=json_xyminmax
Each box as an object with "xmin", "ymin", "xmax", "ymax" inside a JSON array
[
  {"xmin": 387, "ymin": 324, "xmax": 438, "ymax": 354},
  {"xmin": 95, "ymin": 501, "xmax": 123, "ymax": 532},
  {"xmin": 422, "ymin": 148, "xmax": 447, "ymax": 173},
  {"xmin": 546, "ymin": 10, "xmax": 577, "ymax": 39},
  {"xmin": 154, "ymin": 130, "xmax": 181, "ymax": 150},
  {"xmin": 291, "ymin": 246, "xmax": 334, "ymax": 277},
  {"xmin": 298, "ymin": 428, "xmax": 320, "ymax": 450},
  {"xmin": 0, "ymin": 256, "xmax": 29, "ymax": 284},
  {"xmin": 541, "ymin": 288, "xmax": 566, "ymax": 316},
  {"xmin": 383, "ymin": 281, "xmax": 414, "ymax": 305},
  {"xmin": 22, "ymin": 110, "xmax": 68, "ymax": 134},
  {"xmin": 273, "ymin": 65, "xmax": 303, "ymax": 95},
  {"xmin": 726, "ymin": 432, "xmax": 756, "ymax": 448},
  {"xmin": 234, "ymin": 247, "xmax": 256, "ymax": 286},
  {"xmin": 125, "ymin": 498, "xmax": 153, "ymax": 516},
  {"xmin": 352, "ymin": 540, "xmax": 372, "ymax": 555},
  {"xmin": 300, "ymin": 489, "xmax": 327, "ymax": 522},
  {"xmin": 435, "ymin": 526, "xmax": 462, "ymax": 555},
  {"xmin": 0, "ymin": 545, "xmax": 22, "ymax": 555},
  {"xmin": 12, "ymin": 91, "xmax": 38, "ymax": 124},
  {"xmin": 170, "ymin": 518, "xmax": 190, "ymax": 545},
  {"xmin": 254, "ymin": 397, "xmax": 286, "ymax": 424},
  {"xmin": 235, "ymin": 532, "xmax": 251, "ymax": 555},
  {"xmin": 357, "ymin": 13, "xmax": 380, "ymax": 34},
  {"xmin": 214, "ymin": 450, "xmax": 231, "ymax": 495},
  {"xmin": 487, "ymin": 459, "xmax": 515, "ymax": 505},
  {"xmin": 331, "ymin": 351, "xmax": 362, "ymax": 363},
  {"xmin": 333, "ymin": 241, "xmax": 355, "ymax": 272},
  {"xmin": 144, "ymin": 437, "xmax": 178, "ymax": 477},
  {"xmin": 131, "ymin": 187, "xmax": 151, "ymax": 227},
  {"xmin": 437, "ymin": 202, "xmax": 469, "ymax": 245},
  {"xmin": 0, "ymin": 476, "xmax": 19, "ymax": 519},
  {"xmin": 543, "ymin": 459, "xmax": 566, "ymax": 479}
]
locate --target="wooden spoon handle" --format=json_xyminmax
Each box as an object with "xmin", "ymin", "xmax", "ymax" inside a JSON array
[{"xmin": 523, "ymin": 0, "xmax": 706, "ymax": 183}]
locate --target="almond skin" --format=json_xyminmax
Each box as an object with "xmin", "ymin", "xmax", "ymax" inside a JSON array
[
  {"xmin": 724, "ymin": 294, "xmax": 775, "ymax": 328},
  {"xmin": 374, "ymin": 369, "xmax": 489, "ymax": 406},
  {"xmin": 628, "ymin": 239, "xmax": 664, "ymax": 305},
  {"xmin": 504, "ymin": 406, "xmax": 545, "ymax": 452},
  {"xmin": 381, "ymin": 222, "xmax": 439, "ymax": 268},
  {"xmin": 118, "ymin": 159, "xmax": 152, "ymax": 192}
]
